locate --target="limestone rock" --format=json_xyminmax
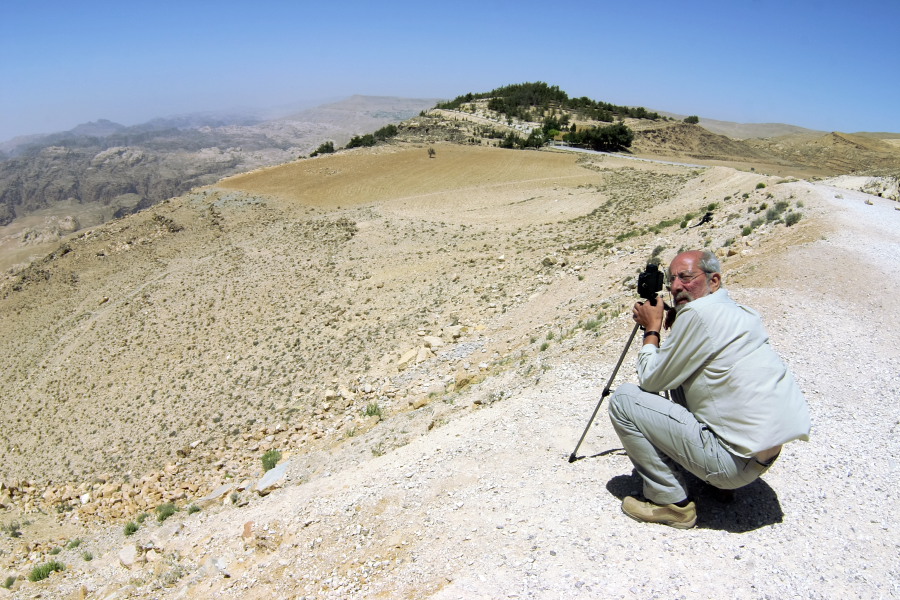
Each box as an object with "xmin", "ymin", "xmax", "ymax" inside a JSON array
[
  {"xmin": 208, "ymin": 556, "xmax": 231, "ymax": 577},
  {"xmin": 416, "ymin": 346, "xmax": 434, "ymax": 363},
  {"xmin": 118, "ymin": 544, "xmax": 139, "ymax": 568},
  {"xmin": 443, "ymin": 325, "xmax": 464, "ymax": 339},
  {"xmin": 423, "ymin": 335, "xmax": 444, "ymax": 349},
  {"xmin": 397, "ymin": 348, "xmax": 418, "ymax": 370},
  {"xmin": 255, "ymin": 461, "xmax": 288, "ymax": 496},
  {"xmin": 150, "ymin": 521, "xmax": 183, "ymax": 548},
  {"xmin": 196, "ymin": 483, "xmax": 235, "ymax": 508}
]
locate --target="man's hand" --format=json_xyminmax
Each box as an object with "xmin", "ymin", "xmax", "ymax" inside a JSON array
[
  {"xmin": 664, "ymin": 303, "xmax": 677, "ymax": 330},
  {"xmin": 632, "ymin": 295, "xmax": 666, "ymax": 332}
]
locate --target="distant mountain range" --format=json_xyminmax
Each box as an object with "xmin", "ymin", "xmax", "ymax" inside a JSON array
[{"xmin": 0, "ymin": 95, "xmax": 439, "ymax": 226}]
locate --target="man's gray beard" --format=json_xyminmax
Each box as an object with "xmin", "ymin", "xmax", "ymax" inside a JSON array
[{"xmin": 674, "ymin": 292, "xmax": 694, "ymax": 313}]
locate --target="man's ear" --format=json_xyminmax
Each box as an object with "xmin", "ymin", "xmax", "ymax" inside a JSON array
[{"xmin": 709, "ymin": 272, "xmax": 722, "ymax": 292}]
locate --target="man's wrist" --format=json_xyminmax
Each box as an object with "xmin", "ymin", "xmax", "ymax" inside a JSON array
[{"xmin": 643, "ymin": 330, "xmax": 661, "ymax": 342}]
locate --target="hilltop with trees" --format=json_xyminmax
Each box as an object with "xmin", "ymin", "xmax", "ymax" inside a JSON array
[
  {"xmin": 427, "ymin": 81, "xmax": 657, "ymax": 151},
  {"xmin": 435, "ymin": 82, "xmax": 661, "ymax": 123}
]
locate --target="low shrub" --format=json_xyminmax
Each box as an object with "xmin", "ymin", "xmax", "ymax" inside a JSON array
[
  {"xmin": 261, "ymin": 449, "xmax": 282, "ymax": 472},
  {"xmin": 364, "ymin": 402, "xmax": 382, "ymax": 419},
  {"xmin": 1, "ymin": 522, "xmax": 21, "ymax": 538},
  {"xmin": 28, "ymin": 561, "xmax": 64, "ymax": 582},
  {"xmin": 156, "ymin": 502, "xmax": 177, "ymax": 523},
  {"xmin": 784, "ymin": 211, "xmax": 802, "ymax": 226}
]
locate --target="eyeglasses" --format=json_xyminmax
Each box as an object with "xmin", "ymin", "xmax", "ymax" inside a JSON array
[{"xmin": 667, "ymin": 271, "xmax": 705, "ymax": 286}]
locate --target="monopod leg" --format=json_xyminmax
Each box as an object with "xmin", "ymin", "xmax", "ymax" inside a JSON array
[{"xmin": 567, "ymin": 323, "xmax": 641, "ymax": 463}]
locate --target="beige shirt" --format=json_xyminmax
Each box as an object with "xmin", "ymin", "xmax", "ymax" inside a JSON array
[{"xmin": 637, "ymin": 288, "xmax": 811, "ymax": 458}]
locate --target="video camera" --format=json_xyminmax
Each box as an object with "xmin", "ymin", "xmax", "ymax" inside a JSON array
[{"xmin": 637, "ymin": 262, "xmax": 665, "ymax": 303}]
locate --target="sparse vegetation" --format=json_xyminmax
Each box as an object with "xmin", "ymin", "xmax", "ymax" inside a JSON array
[
  {"xmin": 28, "ymin": 561, "xmax": 65, "ymax": 582},
  {"xmin": 766, "ymin": 200, "xmax": 791, "ymax": 223},
  {"xmin": 2, "ymin": 522, "xmax": 22, "ymax": 538},
  {"xmin": 261, "ymin": 449, "xmax": 282, "ymax": 472},
  {"xmin": 310, "ymin": 141, "xmax": 335, "ymax": 157},
  {"xmin": 124, "ymin": 521, "xmax": 139, "ymax": 536},
  {"xmin": 784, "ymin": 211, "xmax": 803, "ymax": 226},
  {"xmin": 364, "ymin": 402, "xmax": 383, "ymax": 419},
  {"xmin": 156, "ymin": 502, "xmax": 178, "ymax": 522},
  {"xmin": 346, "ymin": 124, "xmax": 399, "ymax": 149}
]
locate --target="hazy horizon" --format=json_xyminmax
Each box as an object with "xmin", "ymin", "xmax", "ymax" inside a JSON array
[{"xmin": 2, "ymin": 0, "xmax": 898, "ymax": 143}]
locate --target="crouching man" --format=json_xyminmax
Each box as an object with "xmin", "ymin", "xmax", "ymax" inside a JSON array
[{"xmin": 609, "ymin": 250, "xmax": 810, "ymax": 528}]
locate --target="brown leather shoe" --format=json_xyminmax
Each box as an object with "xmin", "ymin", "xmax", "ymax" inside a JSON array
[{"xmin": 622, "ymin": 496, "xmax": 697, "ymax": 529}]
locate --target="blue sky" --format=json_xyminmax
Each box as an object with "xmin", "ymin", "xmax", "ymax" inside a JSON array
[{"xmin": 2, "ymin": 0, "xmax": 898, "ymax": 142}]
